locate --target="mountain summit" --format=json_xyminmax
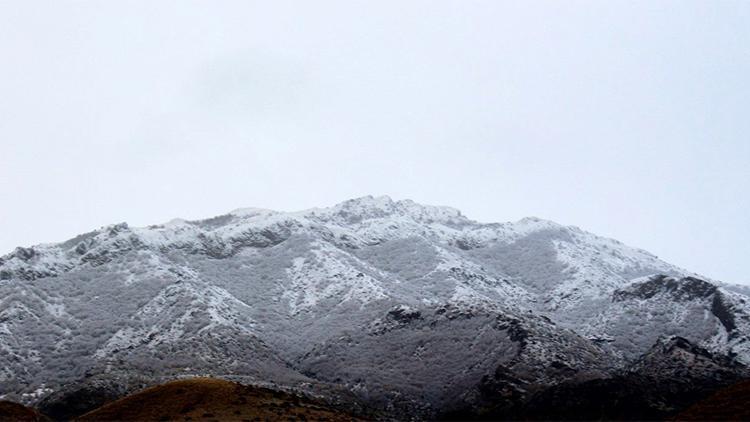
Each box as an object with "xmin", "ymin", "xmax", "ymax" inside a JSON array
[{"xmin": 1, "ymin": 196, "xmax": 748, "ymax": 418}]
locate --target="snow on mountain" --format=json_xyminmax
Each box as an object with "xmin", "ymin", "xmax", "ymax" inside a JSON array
[
  {"xmin": 282, "ymin": 241, "xmax": 388, "ymax": 315},
  {"xmin": 0, "ymin": 195, "xmax": 747, "ymax": 416},
  {"xmin": 94, "ymin": 281, "xmax": 257, "ymax": 358},
  {"xmin": 590, "ymin": 275, "xmax": 750, "ymax": 362}
]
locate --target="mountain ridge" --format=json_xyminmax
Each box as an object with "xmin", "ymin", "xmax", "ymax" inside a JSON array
[{"xmin": 1, "ymin": 196, "xmax": 747, "ymax": 418}]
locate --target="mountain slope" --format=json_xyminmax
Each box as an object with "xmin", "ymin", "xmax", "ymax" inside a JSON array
[
  {"xmin": 492, "ymin": 336, "xmax": 749, "ymax": 421},
  {"xmin": 1, "ymin": 196, "xmax": 747, "ymax": 418}
]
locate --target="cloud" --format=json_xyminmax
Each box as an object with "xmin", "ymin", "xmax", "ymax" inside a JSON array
[{"xmin": 193, "ymin": 50, "xmax": 310, "ymax": 119}]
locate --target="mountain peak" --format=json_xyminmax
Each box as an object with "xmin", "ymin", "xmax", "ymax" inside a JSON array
[
  {"xmin": 228, "ymin": 207, "xmax": 276, "ymax": 217},
  {"xmin": 300, "ymin": 195, "xmax": 466, "ymax": 226},
  {"xmin": 329, "ymin": 195, "xmax": 397, "ymax": 214}
]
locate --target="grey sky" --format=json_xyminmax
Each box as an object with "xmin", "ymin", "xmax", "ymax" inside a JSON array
[{"xmin": 1, "ymin": 1, "xmax": 748, "ymax": 285}]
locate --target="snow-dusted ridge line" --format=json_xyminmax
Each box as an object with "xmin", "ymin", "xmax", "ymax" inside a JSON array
[
  {"xmin": 0, "ymin": 195, "xmax": 669, "ymax": 264},
  {"xmin": 0, "ymin": 194, "xmax": 715, "ymax": 320},
  {"xmin": 1, "ymin": 195, "xmax": 748, "ymax": 414}
]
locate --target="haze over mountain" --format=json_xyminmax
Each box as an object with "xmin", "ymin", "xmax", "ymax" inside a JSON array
[
  {"xmin": 1, "ymin": 196, "xmax": 748, "ymax": 419},
  {"xmin": 2, "ymin": 2, "xmax": 749, "ymax": 288}
]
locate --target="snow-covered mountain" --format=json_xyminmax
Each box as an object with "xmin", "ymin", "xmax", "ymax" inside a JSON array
[{"xmin": 1, "ymin": 196, "xmax": 748, "ymax": 417}]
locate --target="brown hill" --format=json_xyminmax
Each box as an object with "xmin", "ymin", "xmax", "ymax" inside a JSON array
[
  {"xmin": 74, "ymin": 378, "xmax": 360, "ymax": 422},
  {"xmin": 674, "ymin": 379, "xmax": 750, "ymax": 421},
  {"xmin": 0, "ymin": 400, "xmax": 50, "ymax": 422}
]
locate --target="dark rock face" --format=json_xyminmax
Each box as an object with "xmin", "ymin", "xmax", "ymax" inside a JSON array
[
  {"xmin": 445, "ymin": 336, "xmax": 749, "ymax": 421},
  {"xmin": 228, "ymin": 222, "xmax": 297, "ymax": 251},
  {"xmin": 454, "ymin": 238, "xmax": 480, "ymax": 250},
  {"xmin": 79, "ymin": 235, "xmax": 146, "ymax": 267},
  {"xmin": 613, "ymin": 275, "xmax": 718, "ymax": 302},
  {"xmin": 14, "ymin": 247, "xmax": 37, "ymax": 261},
  {"xmin": 712, "ymin": 292, "xmax": 737, "ymax": 332},
  {"xmin": 387, "ymin": 307, "xmax": 422, "ymax": 323},
  {"xmin": 630, "ymin": 336, "xmax": 747, "ymax": 384}
]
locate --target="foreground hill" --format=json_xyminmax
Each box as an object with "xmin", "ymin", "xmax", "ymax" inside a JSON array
[
  {"xmin": 675, "ymin": 379, "xmax": 750, "ymax": 421},
  {"xmin": 75, "ymin": 378, "xmax": 358, "ymax": 422},
  {"xmin": 0, "ymin": 400, "xmax": 49, "ymax": 422},
  {"xmin": 2, "ymin": 196, "xmax": 749, "ymax": 418}
]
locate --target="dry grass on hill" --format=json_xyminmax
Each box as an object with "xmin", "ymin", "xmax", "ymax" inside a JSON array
[
  {"xmin": 675, "ymin": 379, "xmax": 750, "ymax": 421},
  {"xmin": 0, "ymin": 400, "xmax": 50, "ymax": 422},
  {"xmin": 75, "ymin": 378, "xmax": 360, "ymax": 422}
]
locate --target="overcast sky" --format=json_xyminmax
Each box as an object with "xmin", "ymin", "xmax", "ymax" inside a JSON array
[{"xmin": 1, "ymin": 1, "xmax": 748, "ymax": 285}]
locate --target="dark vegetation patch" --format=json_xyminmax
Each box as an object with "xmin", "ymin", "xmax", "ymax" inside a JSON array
[{"xmin": 37, "ymin": 380, "xmax": 130, "ymax": 421}]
